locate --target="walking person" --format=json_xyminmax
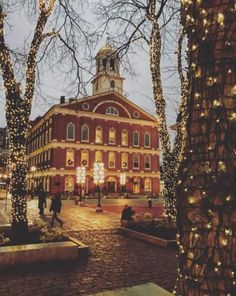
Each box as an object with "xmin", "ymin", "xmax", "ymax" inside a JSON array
[
  {"xmin": 38, "ymin": 185, "xmax": 46, "ymax": 216},
  {"xmin": 50, "ymin": 193, "xmax": 64, "ymax": 228}
]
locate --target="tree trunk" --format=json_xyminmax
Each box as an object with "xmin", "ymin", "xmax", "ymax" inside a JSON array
[
  {"xmin": 6, "ymin": 91, "xmax": 28, "ymax": 243},
  {"xmin": 176, "ymin": 0, "xmax": 236, "ymax": 295}
]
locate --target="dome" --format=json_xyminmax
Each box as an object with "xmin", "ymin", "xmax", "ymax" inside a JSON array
[{"xmin": 97, "ymin": 43, "xmax": 117, "ymax": 57}]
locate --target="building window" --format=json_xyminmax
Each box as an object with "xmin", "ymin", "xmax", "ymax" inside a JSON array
[
  {"xmin": 109, "ymin": 152, "xmax": 116, "ymax": 168},
  {"xmin": 109, "ymin": 128, "xmax": 116, "ymax": 144},
  {"xmin": 121, "ymin": 129, "xmax": 128, "ymax": 146},
  {"xmin": 133, "ymin": 131, "xmax": 139, "ymax": 146},
  {"xmin": 106, "ymin": 106, "xmax": 119, "ymax": 116},
  {"xmin": 66, "ymin": 149, "xmax": 74, "ymax": 166},
  {"xmin": 133, "ymin": 154, "xmax": 139, "ymax": 169},
  {"xmin": 81, "ymin": 124, "xmax": 89, "ymax": 142},
  {"xmin": 144, "ymin": 155, "xmax": 151, "ymax": 169},
  {"xmin": 102, "ymin": 58, "xmax": 107, "ymax": 70},
  {"xmin": 144, "ymin": 178, "xmax": 152, "ymax": 192},
  {"xmin": 110, "ymin": 59, "xmax": 115, "ymax": 71},
  {"xmin": 144, "ymin": 132, "xmax": 150, "ymax": 147},
  {"xmin": 121, "ymin": 152, "xmax": 128, "ymax": 169},
  {"xmin": 95, "ymin": 151, "xmax": 103, "ymax": 163},
  {"xmin": 67, "ymin": 122, "xmax": 75, "ymax": 140},
  {"xmin": 95, "ymin": 126, "xmax": 103, "ymax": 144},
  {"xmin": 49, "ymin": 128, "xmax": 52, "ymax": 141},
  {"xmin": 65, "ymin": 176, "xmax": 74, "ymax": 192},
  {"xmin": 81, "ymin": 150, "xmax": 89, "ymax": 167},
  {"xmin": 110, "ymin": 80, "xmax": 115, "ymax": 88}
]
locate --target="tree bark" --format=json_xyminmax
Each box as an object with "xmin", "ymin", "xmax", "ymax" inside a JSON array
[{"xmin": 176, "ymin": 0, "xmax": 236, "ymax": 295}]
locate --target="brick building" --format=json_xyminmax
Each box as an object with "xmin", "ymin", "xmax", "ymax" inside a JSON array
[{"xmin": 27, "ymin": 44, "xmax": 160, "ymax": 196}]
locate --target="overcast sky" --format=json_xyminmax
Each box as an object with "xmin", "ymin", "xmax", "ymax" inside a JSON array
[{"xmin": 0, "ymin": 2, "xmax": 180, "ymax": 133}]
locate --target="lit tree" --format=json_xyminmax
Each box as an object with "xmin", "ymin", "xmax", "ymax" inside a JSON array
[
  {"xmin": 96, "ymin": 0, "xmax": 188, "ymax": 221},
  {"xmin": 0, "ymin": 0, "xmax": 91, "ymax": 242},
  {"xmin": 176, "ymin": 0, "xmax": 236, "ymax": 294}
]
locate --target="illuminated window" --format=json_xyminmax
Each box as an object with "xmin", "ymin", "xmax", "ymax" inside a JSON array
[
  {"xmin": 67, "ymin": 122, "xmax": 75, "ymax": 140},
  {"xmin": 133, "ymin": 154, "xmax": 139, "ymax": 169},
  {"xmin": 95, "ymin": 126, "xmax": 103, "ymax": 144},
  {"xmin": 144, "ymin": 132, "xmax": 150, "ymax": 147},
  {"xmin": 109, "ymin": 152, "xmax": 116, "ymax": 168},
  {"xmin": 106, "ymin": 106, "xmax": 119, "ymax": 116},
  {"xmin": 121, "ymin": 152, "xmax": 128, "ymax": 169},
  {"xmin": 81, "ymin": 150, "xmax": 89, "ymax": 167},
  {"xmin": 81, "ymin": 124, "xmax": 89, "ymax": 142},
  {"xmin": 144, "ymin": 155, "xmax": 151, "ymax": 169},
  {"xmin": 66, "ymin": 149, "xmax": 74, "ymax": 166},
  {"xmin": 121, "ymin": 130, "xmax": 128, "ymax": 146},
  {"xmin": 65, "ymin": 176, "xmax": 74, "ymax": 191},
  {"xmin": 133, "ymin": 131, "xmax": 139, "ymax": 146},
  {"xmin": 95, "ymin": 151, "xmax": 103, "ymax": 163},
  {"xmin": 144, "ymin": 178, "xmax": 152, "ymax": 192},
  {"xmin": 109, "ymin": 128, "xmax": 116, "ymax": 144}
]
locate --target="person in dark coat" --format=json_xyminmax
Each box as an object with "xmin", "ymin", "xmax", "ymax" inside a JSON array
[
  {"xmin": 38, "ymin": 186, "xmax": 46, "ymax": 216},
  {"xmin": 50, "ymin": 193, "xmax": 63, "ymax": 228},
  {"xmin": 121, "ymin": 205, "xmax": 135, "ymax": 221}
]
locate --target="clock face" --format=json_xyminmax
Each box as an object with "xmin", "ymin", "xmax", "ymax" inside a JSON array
[{"xmin": 82, "ymin": 102, "xmax": 90, "ymax": 111}]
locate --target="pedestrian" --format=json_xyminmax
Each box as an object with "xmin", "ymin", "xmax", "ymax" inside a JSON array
[
  {"xmin": 121, "ymin": 205, "xmax": 135, "ymax": 221},
  {"xmin": 49, "ymin": 193, "xmax": 64, "ymax": 228},
  {"xmin": 38, "ymin": 185, "xmax": 46, "ymax": 216},
  {"xmin": 148, "ymin": 197, "xmax": 152, "ymax": 208}
]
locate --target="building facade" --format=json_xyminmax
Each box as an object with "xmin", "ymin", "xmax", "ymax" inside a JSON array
[{"xmin": 27, "ymin": 45, "xmax": 160, "ymax": 196}]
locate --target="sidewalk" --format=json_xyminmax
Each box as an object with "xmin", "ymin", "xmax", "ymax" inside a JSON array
[{"xmin": 0, "ymin": 200, "xmax": 177, "ymax": 296}]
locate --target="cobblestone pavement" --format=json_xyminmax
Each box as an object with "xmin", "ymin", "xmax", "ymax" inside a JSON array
[{"xmin": 0, "ymin": 200, "xmax": 177, "ymax": 296}]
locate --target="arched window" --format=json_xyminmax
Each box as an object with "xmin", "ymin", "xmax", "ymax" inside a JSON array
[
  {"xmin": 110, "ymin": 59, "xmax": 115, "ymax": 71},
  {"xmin": 133, "ymin": 131, "xmax": 139, "ymax": 146},
  {"xmin": 95, "ymin": 126, "xmax": 103, "ymax": 144},
  {"xmin": 95, "ymin": 151, "xmax": 103, "ymax": 163},
  {"xmin": 81, "ymin": 124, "xmax": 89, "ymax": 142},
  {"xmin": 144, "ymin": 132, "xmax": 150, "ymax": 147},
  {"xmin": 121, "ymin": 130, "xmax": 128, "ymax": 146},
  {"xmin": 110, "ymin": 80, "xmax": 115, "ymax": 88},
  {"xmin": 109, "ymin": 152, "xmax": 116, "ymax": 168},
  {"xmin": 65, "ymin": 176, "xmax": 74, "ymax": 192},
  {"xmin": 144, "ymin": 178, "xmax": 152, "ymax": 192},
  {"xmin": 66, "ymin": 149, "xmax": 74, "ymax": 166},
  {"xmin": 81, "ymin": 150, "xmax": 89, "ymax": 167},
  {"xmin": 144, "ymin": 155, "xmax": 151, "ymax": 169},
  {"xmin": 133, "ymin": 154, "xmax": 139, "ymax": 169},
  {"xmin": 102, "ymin": 58, "xmax": 107, "ymax": 70},
  {"xmin": 106, "ymin": 106, "xmax": 119, "ymax": 116},
  {"xmin": 67, "ymin": 122, "xmax": 75, "ymax": 140},
  {"xmin": 109, "ymin": 127, "xmax": 116, "ymax": 144},
  {"xmin": 121, "ymin": 152, "xmax": 128, "ymax": 169}
]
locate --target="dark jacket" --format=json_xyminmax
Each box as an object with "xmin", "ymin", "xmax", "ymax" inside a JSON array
[
  {"xmin": 50, "ymin": 196, "xmax": 62, "ymax": 213},
  {"xmin": 38, "ymin": 188, "xmax": 46, "ymax": 209},
  {"xmin": 121, "ymin": 206, "xmax": 135, "ymax": 221}
]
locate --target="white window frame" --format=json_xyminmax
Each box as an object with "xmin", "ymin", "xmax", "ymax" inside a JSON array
[
  {"xmin": 144, "ymin": 132, "xmax": 151, "ymax": 148},
  {"xmin": 133, "ymin": 131, "xmax": 139, "ymax": 147},
  {"xmin": 133, "ymin": 154, "xmax": 140, "ymax": 169},
  {"xmin": 81, "ymin": 124, "xmax": 89, "ymax": 142},
  {"xmin": 67, "ymin": 122, "xmax": 75, "ymax": 140}
]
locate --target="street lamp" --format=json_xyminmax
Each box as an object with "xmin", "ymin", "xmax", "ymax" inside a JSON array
[
  {"xmin": 76, "ymin": 166, "xmax": 86, "ymax": 205},
  {"xmin": 30, "ymin": 166, "xmax": 36, "ymax": 199},
  {"xmin": 120, "ymin": 171, "xmax": 126, "ymax": 197},
  {"xmin": 93, "ymin": 162, "xmax": 105, "ymax": 213}
]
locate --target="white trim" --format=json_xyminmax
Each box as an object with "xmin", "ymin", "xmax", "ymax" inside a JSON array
[
  {"xmin": 133, "ymin": 130, "xmax": 139, "ymax": 147},
  {"xmin": 144, "ymin": 132, "xmax": 151, "ymax": 148},
  {"xmin": 66, "ymin": 122, "xmax": 75, "ymax": 141},
  {"xmin": 133, "ymin": 154, "xmax": 140, "ymax": 169}
]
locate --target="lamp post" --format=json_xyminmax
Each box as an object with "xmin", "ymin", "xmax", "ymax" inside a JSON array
[
  {"xmin": 76, "ymin": 166, "xmax": 86, "ymax": 205},
  {"xmin": 93, "ymin": 162, "xmax": 105, "ymax": 213},
  {"xmin": 120, "ymin": 171, "xmax": 126, "ymax": 197},
  {"xmin": 30, "ymin": 166, "xmax": 36, "ymax": 199}
]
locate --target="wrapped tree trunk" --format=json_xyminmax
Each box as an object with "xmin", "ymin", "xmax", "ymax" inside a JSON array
[{"xmin": 176, "ymin": 0, "xmax": 236, "ymax": 295}]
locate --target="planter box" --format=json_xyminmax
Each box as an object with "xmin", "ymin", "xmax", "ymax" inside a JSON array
[
  {"xmin": 0, "ymin": 236, "xmax": 88, "ymax": 267},
  {"xmin": 119, "ymin": 227, "xmax": 176, "ymax": 247}
]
